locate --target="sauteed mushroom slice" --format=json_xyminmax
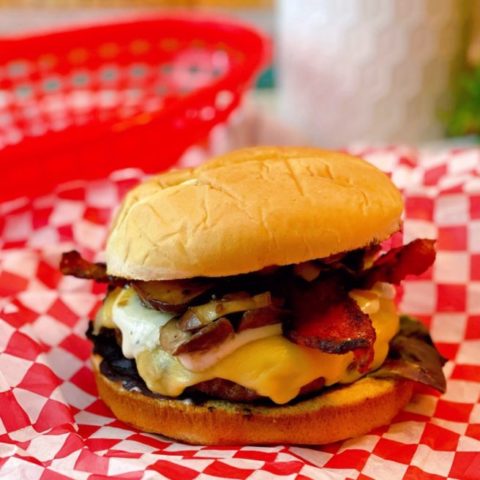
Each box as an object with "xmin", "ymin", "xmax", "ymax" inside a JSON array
[
  {"xmin": 160, "ymin": 317, "xmax": 234, "ymax": 355},
  {"xmin": 133, "ymin": 279, "xmax": 213, "ymax": 313},
  {"xmin": 178, "ymin": 292, "xmax": 272, "ymax": 331},
  {"xmin": 237, "ymin": 306, "xmax": 284, "ymax": 332}
]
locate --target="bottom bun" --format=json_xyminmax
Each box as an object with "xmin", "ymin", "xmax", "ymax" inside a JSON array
[{"xmin": 92, "ymin": 354, "xmax": 414, "ymax": 445}]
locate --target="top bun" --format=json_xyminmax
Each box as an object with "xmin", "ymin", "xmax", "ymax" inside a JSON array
[{"xmin": 106, "ymin": 147, "xmax": 403, "ymax": 280}]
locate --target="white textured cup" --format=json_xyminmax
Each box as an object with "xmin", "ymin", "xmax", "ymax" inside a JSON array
[{"xmin": 278, "ymin": 0, "xmax": 468, "ymax": 146}]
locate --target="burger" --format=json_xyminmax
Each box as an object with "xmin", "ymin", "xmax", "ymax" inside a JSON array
[{"xmin": 61, "ymin": 146, "xmax": 446, "ymax": 445}]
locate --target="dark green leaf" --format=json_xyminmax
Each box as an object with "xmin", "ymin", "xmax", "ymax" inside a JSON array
[{"xmin": 370, "ymin": 315, "xmax": 447, "ymax": 393}]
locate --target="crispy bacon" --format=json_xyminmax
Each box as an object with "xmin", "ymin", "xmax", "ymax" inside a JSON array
[
  {"xmin": 285, "ymin": 276, "xmax": 376, "ymax": 371},
  {"xmin": 60, "ymin": 250, "xmax": 111, "ymax": 283},
  {"xmin": 360, "ymin": 238, "xmax": 436, "ymax": 288},
  {"xmin": 70, "ymin": 238, "xmax": 436, "ymax": 375}
]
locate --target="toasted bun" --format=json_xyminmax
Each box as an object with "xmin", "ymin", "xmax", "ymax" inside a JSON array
[
  {"xmin": 92, "ymin": 354, "xmax": 414, "ymax": 445},
  {"xmin": 106, "ymin": 147, "xmax": 403, "ymax": 280}
]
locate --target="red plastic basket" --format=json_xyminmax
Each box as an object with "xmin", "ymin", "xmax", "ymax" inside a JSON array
[{"xmin": 0, "ymin": 14, "xmax": 269, "ymax": 202}]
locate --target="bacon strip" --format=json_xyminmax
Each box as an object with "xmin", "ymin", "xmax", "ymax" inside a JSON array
[
  {"xmin": 64, "ymin": 239, "xmax": 436, "ymax": 373},
  {"xmin": 360, "ymin": 238, "xmax": 436, "ymax": 288},
  {"xmin": 60, "ymin": 250, "xmax": 111, "ymax": 282},
  {"xmin": 285, "ymin": 277, "xmax": 376, "ymax": 371}
]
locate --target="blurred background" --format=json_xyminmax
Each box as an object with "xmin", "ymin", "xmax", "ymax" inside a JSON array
[{"xmin": 1, "ymin": 0, "xmax": 479, "ymax": 199}]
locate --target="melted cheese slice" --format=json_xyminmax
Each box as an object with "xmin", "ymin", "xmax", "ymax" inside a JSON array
[{"xmin": 96, "ymin": 285, "xmax": 399, "ymax": 404}]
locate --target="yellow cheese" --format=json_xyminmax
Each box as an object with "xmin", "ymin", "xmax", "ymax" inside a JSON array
[
  {"xmin": 138, "ymin": 290, "xmax": 398, "ymax": 404},
  {"xmin": 97, "ymin": 285, "xmax": 399, "ymax": 404},
  {"xmin": 94, "ymin": 286, "xmax": 122, "ymax": 331}
]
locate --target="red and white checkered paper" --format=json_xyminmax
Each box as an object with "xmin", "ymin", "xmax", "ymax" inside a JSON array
[{"xmin": 1, "ymin": 147, "xmax": 480, "ymax": 480}]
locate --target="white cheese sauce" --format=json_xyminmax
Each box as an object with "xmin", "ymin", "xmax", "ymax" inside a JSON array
[{"xmin": 106, "ymin": 287, "xmax": 174, "ymax": 358}]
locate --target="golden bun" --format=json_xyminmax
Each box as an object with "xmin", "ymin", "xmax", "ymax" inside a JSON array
[
  {"xmin": 92, "ymin": 354, "xmax": 413, "ymax": 445},
  {"xmin": 106, "ymin": 146, "xmax": 403, "ymax": 280}
]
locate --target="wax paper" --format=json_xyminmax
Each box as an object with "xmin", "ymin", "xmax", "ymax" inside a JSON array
[{"xmin": 1, "ymin": 147, "xmax": 480, "ymax": 480}]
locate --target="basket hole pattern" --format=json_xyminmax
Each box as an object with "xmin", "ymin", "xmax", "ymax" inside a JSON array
[{"xmin": 0, "ymin": 38, "xmax": 241, "ymax": 150}]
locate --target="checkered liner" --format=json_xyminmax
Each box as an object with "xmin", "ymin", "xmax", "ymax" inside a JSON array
[{"xmin": 1, "ymin": 147, "xmax": 480, "ymax": 480}]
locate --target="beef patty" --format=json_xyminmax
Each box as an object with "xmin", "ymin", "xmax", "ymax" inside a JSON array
[{"xmin": 88, "ymin": 324, "xmax": 325, "ymax": 403}]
